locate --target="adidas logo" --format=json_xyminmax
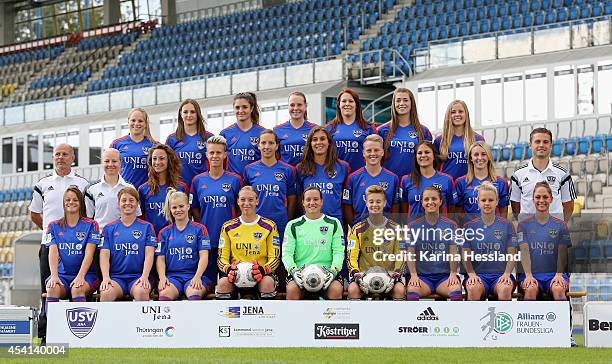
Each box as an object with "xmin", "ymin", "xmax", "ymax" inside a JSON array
[
  {"xmin": 97, "ymin": 192, "xmax": 104, "ymax": 197},
  {"xmin": 523, "ymin": 177, "xmax": 530, "ymax": 182},
  {"xmin": 417, "ymin": 307, "xmax": 439, "ymax": 321}
]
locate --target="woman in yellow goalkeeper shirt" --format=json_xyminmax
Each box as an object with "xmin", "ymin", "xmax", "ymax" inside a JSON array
[{"xmin": 216, "ymin": 186, "xmax": 280, "ymax": 299}]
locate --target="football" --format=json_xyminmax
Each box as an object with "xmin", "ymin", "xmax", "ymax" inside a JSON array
[
  {"xmin": 301, "ymin": 264, "xmax": 326, "ymax": 292},
  {"xmin": 234, "ymin": 262, "xmax": 258, "ymax": 288},
  {"xmin": 361, "ymin": 266, "xmax": 394, "ymax": 294}
]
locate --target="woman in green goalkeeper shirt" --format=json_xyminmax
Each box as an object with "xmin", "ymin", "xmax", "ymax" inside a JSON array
[{"xmin": 282, "ymin": 186, "xmax": 345, "ymax": 300}]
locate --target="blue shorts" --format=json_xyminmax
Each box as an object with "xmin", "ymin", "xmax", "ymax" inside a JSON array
[
  {"xmin": 418, "ymin": 273, "xmax": 456, "ymax": 293},
  {"xmin": 111, "ymin": 274, "xmax": 148, "ymax": 296},
  {"xmin": 519, "ymin": 273, "xmax": 569, "ymax": 295},
  {"xmin": 464, "ymin": 273, "xmax": 516, "ymax": 296},
  {"xmin": 167, "ymin": 273, "xmax": 212, "ymax": 296},
  {"xmin": 46, "ymin": 272, "xmax": 99, "ymax": 294}
]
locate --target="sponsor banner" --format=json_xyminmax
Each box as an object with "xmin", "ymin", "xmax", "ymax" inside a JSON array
[
  {"xmin": 584, "ymin": 302, "xmax": 612, "ymax": 347},
  {"xmin": 47, "ymin": 301, "xmax": 569, "ymax": 348}
]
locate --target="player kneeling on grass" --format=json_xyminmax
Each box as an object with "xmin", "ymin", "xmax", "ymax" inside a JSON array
[
  {"xmin": 347, "ymin": 185, "xmax": 405, "ymax": 300},
  {"xmin": 406, "ymin": 186, "xmax": 462, "ymax": 301},
  {"xmin": 517, "ymin": 181, "xmax": 570, "ymax": 301},
  {"xmin": 156, "ymin": 188, "xmax": 211, "ymax": 301},
  {"xmin": 462, "ymin": 182, "xmax": 517, "ymax": 301},
  {"xmin": 283, "ymin": 187, "xmax": 344, "ymax": 300},
  {"xmin": 45, "ymin": 187, "xmax": 100, "ymax": 308},
  {"xmin": 99, "ymin": 187, "xmax": 157, "ymax": 301},
  {"xmin": 216, "ymin": 186, "xmax": 280, "ymax": 299}
]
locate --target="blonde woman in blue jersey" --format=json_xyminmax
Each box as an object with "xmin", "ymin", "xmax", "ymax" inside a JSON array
[{"xmin": 216, "ymin": 186, "xmax": 280, "ymax": 299}]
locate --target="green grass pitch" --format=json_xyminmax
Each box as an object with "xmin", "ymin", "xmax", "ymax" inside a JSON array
[{"xmin": 7, "ymin": 336, "xmax": 612, "ymax": 364}]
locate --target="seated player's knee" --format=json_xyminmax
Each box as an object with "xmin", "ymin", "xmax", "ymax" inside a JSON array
[
  {"xmin": 466, "ymin": 284, "xmax": 483, "ymax": 301},
  {"xmin": 99, "ymin": 289, "xmax": 116, "ymax": 302},
  {"xmin": 47, "ymin": 285, "xmax": 62, "ymax": 298},
  {"xmin": 258, "ymin": 276, "xmax": 276, "ymax": 293},
  {"xmin": 285, "ymin": 282, "xmax": 302, "ymax": 300},
  {"xmin": 132, "ymin": 286, "xmax": 151, "ymax": 301},
  {"xmin": 550, "ymin": 286, "xmax": 567, "ymax": 301},
  {"xmin": 495, "ymin": 284, "xmax": 513, "ymax": 301},
  {"xmin": 391, "ymin": 283, "xmax": 405, "ymax": 299},
  {"xmin": 347, "ymin": 282, "xmax": 362, "ymax": 299},
  {"xmin": 325, "ymin": 281, "xmax": 344, "ymax": 300},
  {"xmin": 216, "ymin": 277, "xmax": 233, "ymax": 292}
]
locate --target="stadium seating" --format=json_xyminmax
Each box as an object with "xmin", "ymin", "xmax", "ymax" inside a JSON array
[{"xmin": 87, "ymin": 0, "xmax": 394, "ymax": 92}]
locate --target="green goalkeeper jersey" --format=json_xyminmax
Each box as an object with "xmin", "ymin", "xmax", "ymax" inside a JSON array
[{"xmin": 282, "ymin": 214, "xmax": 345, "ymax": 273}]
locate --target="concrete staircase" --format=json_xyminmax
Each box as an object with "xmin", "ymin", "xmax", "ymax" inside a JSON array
[
  {"xmin": 77, "ymin": 31, "xmax": 153, "ymax": 95},
  {"xmin": 342, "ymin": 0, "xmax": 413, "ymax": 58}
]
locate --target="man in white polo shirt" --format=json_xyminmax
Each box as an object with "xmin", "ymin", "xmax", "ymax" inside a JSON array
[
  {"xmin": 510, "ymin": 128, "xmax": 576, "ymax": 221},
  {"xmin": 85, "ymin": 148, "xmax": 141, "ymax": 228},
  {"xmin": 29, "ymin": 143, "xmax": 89, "ymax": 344}
]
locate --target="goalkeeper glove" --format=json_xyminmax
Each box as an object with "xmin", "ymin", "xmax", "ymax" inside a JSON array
[
  {"xmin": 322, "ymin": 266, "xmax": 338, "ymax": 290},
  {"xmin": 390, "ymin": 271, "xmax": 402, "ymax": 282},
  {"xmin": 225, "ymin": 260, "xmax": 240, "ymax": 284},
  {"xmin": 252, "ymin": 261, "xmax": 270, "ymax": 282},
  {"xmin": 290, "ymin": 267, "xmax": 304, "ymax": 289}
]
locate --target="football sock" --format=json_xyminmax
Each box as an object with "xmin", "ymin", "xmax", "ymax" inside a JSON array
[
  {"xmin": 449, "ymin": 290, "xmax": 463, "ymax": 301},
  {"xmin": 406, "ymin": 292, "xmax": 420, "ymax": 301}
]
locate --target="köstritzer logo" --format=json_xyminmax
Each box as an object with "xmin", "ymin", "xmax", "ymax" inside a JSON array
[
  {"xmin": 314, "ymin": 323, "xmax": 359, "ymax": 339},
  {"xmin": 481, "ymin": 307, "xmax": 513, "ymax": 341},
  {"xmin": 66, "ymin": 307, "xmax": 98, "ymax": 338}
]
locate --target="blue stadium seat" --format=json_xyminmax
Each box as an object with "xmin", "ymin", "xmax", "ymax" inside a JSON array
[
  {"xmin": 501, "ymin": 144, "xmax": 512, "ymax": 161},
  {"xmin": 512, "ymin": 143, "xmax": 527, "ymax": 160},
  {"xmin": 578, "ymin": 136, "xmax": 591, "ymax": 154},
  {"xmin": 552, "ymin": 139, "xmax": 565, "ymax": 157},
  {"xmin": 564, "ymin": 137, "xmax": 578, "ymax": 156}
]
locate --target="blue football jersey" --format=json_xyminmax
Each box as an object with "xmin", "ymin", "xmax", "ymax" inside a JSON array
[
  {"xmin": 45, "ymin": 217, "xmax": 100, "ymax": 276},
  {"xmin": 297, "ymin": 160, "xmax": 350, "ymax": 223},
  {"xmin": 407, "ymin": 216, "xmax": 458, "ymax": 275},
  {"xmin": 400, "ymin": 171, "xmax": 457, "ymax": 216},
  {"xmin": 464, "ymin": 216, "xmax": 517, "ymax": 273},
  {"xmin": 166, "ymin": 131, "xmax": 214, "ymax": 186},
  {"xmin": 326, "ymin": 121, "xmax": 376, "ymax": 172},
  {"xmin": 274, "ymin": 120, "xmax": 317, "ymax": 166},
  {"xmin": 156, "ymin": 221, "xmax": 211, "ymax": 275},
  {"xmin": 109, "ymin": 135, "xmax": 156, "ymax": 189},
  {"xmin": 243, "ymin": 160, "xmax": 297, "ymax": 235},
  {"xmin": 220, "ymin": 123, "xmax": 266, "ymax": 175},
  {"xmin": 434, "ymin": 133, "xmax": 485, "ymax": 180},
  {"xmin": 342, "ymin": 167, "xmax": 400, "ymax": 224},
  {"xmin": 190, "ymin": 171, "xmax": 243, "ymax": 248},
  {"xmin": 138, "ymin": 181, "xmax": 189, "ymax": 235},
  {"xmin": 455, "ymin": 176, "xmax": 509, "ymax": 215},
  {"xmin": 517, "ymin": 216, "xmax": 571, "ymax": 274},
  {"xmin": 100, "ymin": 218, "xmax": 158, "ymax": 276},
  {"xmin": 377, "ymin": 123, "xmax": 432, "ymax": 179}
]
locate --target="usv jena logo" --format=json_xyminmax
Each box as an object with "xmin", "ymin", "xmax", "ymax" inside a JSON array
[
  {"xmin": 314, "ymin": 323, "xmax": 359, "ymax": 339},
  {"xmin": 66, "ymin": 307, "xmax": 98, "ymax": 339},
  {"xmin": 142, "ymin": 305, "xmax": 172, "ymax": 321}
]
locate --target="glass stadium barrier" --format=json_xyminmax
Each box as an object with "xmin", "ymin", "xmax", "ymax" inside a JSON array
[
  {"xmin": 415, "ymin": 15, "xmax": 612, "ymax": 72},
  {"xmin": 177, "ymin": 0, "xmax": 261, "ymax": 23},
  {"xmin": 0, "ymin": 57, "xmax": 344, "ymax": 126}
]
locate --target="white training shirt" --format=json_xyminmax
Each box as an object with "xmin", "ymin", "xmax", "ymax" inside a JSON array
[
  {"xmin": 85, "ymin": 174, "xmax": 142, "ymax": 229},
  {"xmin": 509, "ymin": 159, "xmax": 576, "ymax": 215},
  {"xmin": 29, "ymin": 170, "xmax": 90, "ymax": 243}
]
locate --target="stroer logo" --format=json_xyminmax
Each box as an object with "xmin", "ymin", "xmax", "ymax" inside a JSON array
[
  {"xmin": 314, "ymin": 323, "xmax": 359, "ymax": 339},
  {"xmin": 66, "ymin": 307, "xmax": 98, "ymax": 338}
]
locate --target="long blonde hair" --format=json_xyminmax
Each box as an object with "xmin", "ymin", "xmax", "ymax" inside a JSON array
[
  {"xmin": 466, "ymin": 141, "xmax": 497, "ymax": 184},
  {"xmin": 438, "ymin": 100, "xmax": 476, "ymax": 160},
  {"xmin": 163, "ymin": 188, "xmax": 190, "ymax": 224}
]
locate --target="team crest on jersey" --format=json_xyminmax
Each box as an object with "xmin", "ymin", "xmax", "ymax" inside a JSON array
[
  {"xmin": 379, "ymin": 182, "xmax": 389, "ymax": 190},
  {"xmin": 253, "ymin": 232, "xmax": 263, "ymax": 241},
  {"xmin": 494, "ymin": 230, "xmax": 503, "ymax": 240},
  {"xmin": 275, "ymin": 172, "xmax": 284, "ymax": 181},
  {"xmin": 196, "ymin": 141, "xmax": 206, "ymax": 150},
  {"xmin": 320, "ymin": 239, "xmax": 327, "ymax": 245},
  {"xmin": 185, "ymin": 234, "xmax": 195, "ymax": 244},
  {"xmin": 250, "ymin": 137, "xmax": 259, "ymax": 146},
  {"xmin": 327, "ymin": 170, "xmax": 338, "ymax": 179},
  {"xmin": 222, "ymin": 183, "xmax": 232, "ymax": 192},
  {"xmin": 494, "ymin": 243, "xmax": 501, "ymax": 250},
  {"xmin": 547, "ymin": 176, "xmax": 556, "ymax": 183},
  {"xmin": 320, "ymin": 226, "xmax": 329, "ymax": 234},
  {"xmin": 76, "ymin": 232, "xmax": 86, "ymax": 241},
  {"xmin": 549, "ymin": 229, "xmax": 558, "ymax": 238},
  {"xmin": 409, "ymin": 131, "xmax": 418, "ymax": 139},
  {"xmin": 142, "ymin": 147, "xmax": 150, "ymax": 155},
  {"xmin": 302, "ymin": 134, "xmax": 308, "ymax": 141},
  {"xmin": 132, "ymin": 230, "xmax": 142, "ymax": 239},
  {"xmin": 353, "ymin": 130, "xmax": 363, "ymax": 138},
  {"xmin": 432, "ymin": 183, "xmax": 443, "ymax": 190}
]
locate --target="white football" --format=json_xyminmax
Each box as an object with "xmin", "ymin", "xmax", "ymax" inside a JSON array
[
  {"xmin": 234, "ymin": 262, "xmax": 257, "ymax": 288},
  {"xmin": 362, "ymin": 266, "xmax": 393, "ymax": 294},
  {"xmin": 301, "ymin": 265, "xmax": 326, "ymax": 292}
]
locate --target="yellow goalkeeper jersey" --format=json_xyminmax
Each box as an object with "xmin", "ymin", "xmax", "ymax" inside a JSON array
[
  {"xmin": 347, "ymin": 217, "xmax": 405, "ymax": 275},
  {"xmin": 217, "ymin": 215, "xmax": 280, "ymax": 273}
]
